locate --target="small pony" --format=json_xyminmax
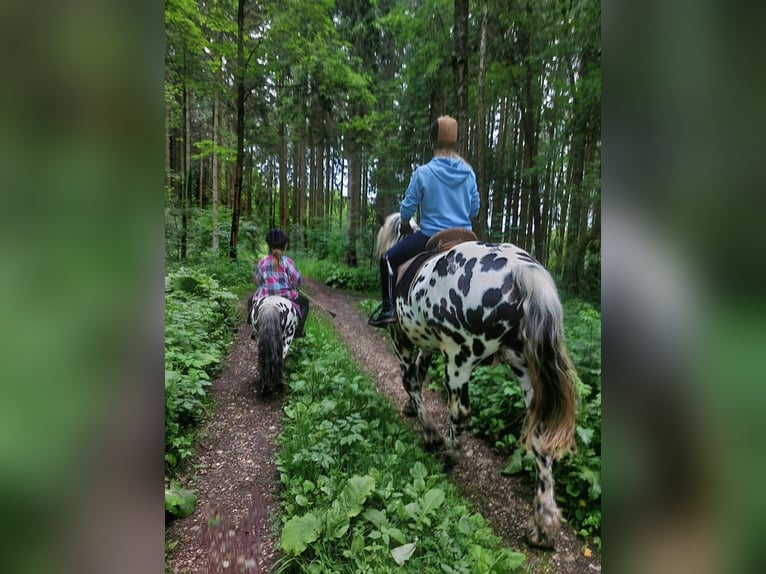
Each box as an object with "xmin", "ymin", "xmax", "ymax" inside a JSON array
[
  {"xmin": 249, "ymin": 295, "xmax": 299, "ymax": 395},
  {"xmin": 375, "ymin": 213, "xmax": 577, "ymax": 548}
]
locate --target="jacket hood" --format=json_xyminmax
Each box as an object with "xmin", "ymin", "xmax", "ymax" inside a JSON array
[{"xmin": 426, "ymin": 157, "xmax": 473, "ymax": 188}]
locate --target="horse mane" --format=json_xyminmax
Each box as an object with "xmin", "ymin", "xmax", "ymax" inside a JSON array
[{"xmin": 375, "ymin": 213, "xmax": 420, "ymax": 258}]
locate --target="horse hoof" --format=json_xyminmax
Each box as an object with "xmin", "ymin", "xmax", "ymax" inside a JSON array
[
  {"xmin": 525, "ymin": 524, "xmax": 556, "ymax": 549},
  {"xmin": 439, "ymin": 449, "xmax": 459, "ymax": 469}
]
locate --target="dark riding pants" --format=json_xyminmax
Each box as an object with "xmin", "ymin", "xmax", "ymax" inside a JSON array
[{"xmin": 384, "ymin": 230, "xmax": 430, "ymax": 268}]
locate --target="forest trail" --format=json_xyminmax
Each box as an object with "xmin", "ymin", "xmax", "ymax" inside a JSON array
[{"xmin": 166, "ymin": 277, "xmax": 601, "ymax": 574}]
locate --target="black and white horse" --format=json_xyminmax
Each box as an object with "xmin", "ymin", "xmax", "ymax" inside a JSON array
[
  {"xmin": 375, "ymin": 213, "xmax": 577, "ymax": 548},
  {"xmin": 250, "ymin": 295, "xmax": 299, "ymax": 395}
]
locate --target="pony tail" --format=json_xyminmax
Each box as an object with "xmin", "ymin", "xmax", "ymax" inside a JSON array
[
  {"xmin": 271, "ymin": 249, "xmax": 283, "ymax": 270},
  {"xmin": 256, "ymin": 304, "xmax": 285, "ymax": 394},
  {"xmin": 516, "ymin": 266, "xmax": 577, "ymax": 457}
]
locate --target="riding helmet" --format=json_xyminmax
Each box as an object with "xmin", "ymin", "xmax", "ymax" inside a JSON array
[
  {"xmin": 429, "ymin": 115, "xmax": 458, "ymax": 149},
  {"xmin": 266, "ymin": 228, "xmax": 288, "ymax": 249}
]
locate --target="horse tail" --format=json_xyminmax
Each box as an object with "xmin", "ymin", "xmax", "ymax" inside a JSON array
[
  {"xmin": 256, "ymin": 302, "xmax": 285, "ymax": 393},
  {"xmin": 515, "ymin": 264, "xmax": 577, "ymax": 457}
]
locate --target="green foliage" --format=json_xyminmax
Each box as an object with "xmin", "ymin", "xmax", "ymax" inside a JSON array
[
  {"xmin": 165, "ymin": 480, "xmax": 198, "ymax": 519},
  {"xmin": 324, "ymin": 266, "xmax": 379, "ymax": 293},
  {"xmin": 164, "ymin": 267, "xmax": 238, "ymax": 471},
  {"xmin": 300, "ymin": 257, "xmax": 379, "ymax": 295},
  {"xmin": 275, "ymin": 315, "xmax": 525, "ymax": 573}
]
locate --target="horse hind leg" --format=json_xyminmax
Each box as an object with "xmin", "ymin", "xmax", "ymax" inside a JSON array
[
  {"xmin": 395, "ymin": 341, "xmax": 442, "ymax": 449},
  {"xmin": 499, "ymin": 348, "xmax": 562, "ymax": 548},
  {"xmin": 403, "ymin": 351, "xmax": 433, "ymax": 417},
  {"xmin": 441, "ymin": 357, "xmax": 474, "ymax": 465},
  {"xmin": 526, "ymin": 438, "xmax": 561, "ymax": 548}
]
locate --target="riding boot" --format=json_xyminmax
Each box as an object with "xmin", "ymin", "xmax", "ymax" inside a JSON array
[
  {"xmin": 294, "ymin": 295, "xmax": 309, "ymax": 338},
  {"xmin": 368, "ymin": 255, "xmax": 397, "ymax": 327}
]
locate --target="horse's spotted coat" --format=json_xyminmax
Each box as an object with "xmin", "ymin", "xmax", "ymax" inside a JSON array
[{"xmin": 376, "ymin": 214, "xmax": 577, "ymax": 549}]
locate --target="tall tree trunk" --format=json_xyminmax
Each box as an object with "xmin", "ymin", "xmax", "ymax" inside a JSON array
[
  {"xmin": 278, "ymin": 119, "xmax": 289, "ymax": 229},
  {"xmin": 519, "ymin": 1, "xmax": 543, "ymax": 259},
  {"xmin": 165, "ymin": 101, "xmax": 171, "ymax": 192},
  {"xmin": 229, "ymin": 0, "xmax": 246, "ymax": 260},
  {"xmin": 212, "ymin": 90, "xmax": 220, "ymax": 252},
  {"xmin": 198, "ymin": 156, "xmax": 204, "ymax": 208},
  {"xmin": 245, "ymin": 151, "xmax": 253, "ymax": 218},
  {"xmin": 562, "ymin": 48, "xmax": 595, "ymax": 294},
  {"xmin": 492, "ymin": 99, "xmax": 508, "ymax": 241},
  {"xmin": 510, "ymin": 114, "xmax": 523, "ymax": 246},
  {"xmin": 475, "ymin": 0, "xmax": 489, "ymax": 239},
  {"xmin": 180, "ymin": 70, "xmax": 189, "ymax": 261},
  {"xmin": 452, "ymin": 0, "xmax": 469, "ymax": 158},
  {"xmin": 346, "ymin": 141, "xmax": 361, "ymax": 267}
]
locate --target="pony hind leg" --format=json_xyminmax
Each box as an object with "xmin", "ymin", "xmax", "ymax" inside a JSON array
[
  {"xmin": 392, "ymin": 334, "xmax": 442, "ymax": 449},
  {"xmin": 441, "ymin": 356, "xmax": 475, "ymax": 464},
  {"xmin": 403, "ymin": 351, "xmax": 433, "ymax": 417}
]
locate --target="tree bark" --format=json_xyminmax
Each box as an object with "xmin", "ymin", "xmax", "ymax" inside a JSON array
[
  {"xmin": 475, "ymin": 0, "xmax": 489, "ymax": 239},
  {"xmin": 212, "ymin": 90, "xmax": 220, "ymax": 252},
  {"xmin": 346, "ymin": 139, "xmax": 361, "ymax": 267},
  {"xmin": 452, "ymin": 0, "xmax": 469, "ymax": 158},
  {"xmin": 229, "ymin": 0, "xmax": 246, "ymax": 260}
]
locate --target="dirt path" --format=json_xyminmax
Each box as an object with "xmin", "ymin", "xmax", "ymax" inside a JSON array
[{"xmin": 166, "ymin": 277, "xmax": 601, "ymax": 574}]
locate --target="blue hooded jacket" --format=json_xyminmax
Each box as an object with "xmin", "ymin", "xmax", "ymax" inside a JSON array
[{"xmin": 399, "ymin": 157, "xmax": 479, "ymax": 237}]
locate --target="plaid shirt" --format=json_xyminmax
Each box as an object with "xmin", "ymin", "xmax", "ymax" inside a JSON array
[{"xmin": 253, "ymin": 255, "xmax": 301, "ymax": 301}]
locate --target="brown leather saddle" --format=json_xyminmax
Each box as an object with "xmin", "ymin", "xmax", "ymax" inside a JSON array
[{"xmin": 396, "ymin": 227, "xmax": 478, "ymax": 284}]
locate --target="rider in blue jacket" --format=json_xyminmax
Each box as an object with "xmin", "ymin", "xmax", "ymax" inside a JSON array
[{"xmin": 368, "ymin": 115, "xmax": 479, "ymax": 327}]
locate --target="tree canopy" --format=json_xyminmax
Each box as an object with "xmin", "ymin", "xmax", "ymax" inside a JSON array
[{"xmin": 165, "ymin": 0, "xmax": 601, "ymax": 301}]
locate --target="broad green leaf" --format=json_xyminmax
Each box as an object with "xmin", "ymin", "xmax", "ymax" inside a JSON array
[
  {"xmin": 337, "ymin": 475, "xmax": 375, "ymax": 517},
  {"xmin": 579, "ymin": 467, "xmax": 601, "ymax": 499},
  {"xmin": 165, "ymin": 481, "xmax": 197, "ymax": 518},
  {"xmin": 410, "ymin": 461, "xmax": 427, "ymax": 480},
  {"xmin": 421, "ymin": 488, "xmax": 444, "ymax": 515},
  {"xmin": 281, "ymin": 513, "xmax": 321, "ymax": 556},
  {"xmin": 386, "ymin": 527, "xmax": 407, "ymax": 544},
  {"xmin": 576, "ymin": 425, "xmax": 594, "ymax": 446},
  {"xmin": 403, "ymin": 501, "xmax": 420, "ymax": 519},
  {"xmin": 500, "ymin": 449, "xmax": 524, "ymax": 475},
  {"xmin": 362, "ymin": 508, "xmax": 387, "ymax": 528},
  {"xmin": 391, "ymin": 542, "xmax": 416, "ymax": 566},
  {"xmin": 326, "ymin": 506, "xmax": 351, "ymax": 539}
]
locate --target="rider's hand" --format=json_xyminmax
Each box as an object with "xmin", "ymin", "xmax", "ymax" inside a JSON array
[{"xmin": 400, "ymin": 219, "xmax": 413, "ymax": 236}]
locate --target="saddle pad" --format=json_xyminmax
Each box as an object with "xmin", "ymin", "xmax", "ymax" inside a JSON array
[{"xmin": 394, "ymin": 251, "xmax": 436, "ymax": 299}]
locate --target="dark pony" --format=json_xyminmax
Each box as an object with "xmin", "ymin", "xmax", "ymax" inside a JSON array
[
  {"xmin": 250, "ymin": 295, "xmax": 299, "ymax": 395},
  {"xmin": 375, "ymin": 213, "xmax": 577, "ymax": 548}
]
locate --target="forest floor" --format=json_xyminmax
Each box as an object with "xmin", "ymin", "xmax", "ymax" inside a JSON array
[{"xmin": 165, "ymin": 277, "xmax": 601, "ymax": 574}]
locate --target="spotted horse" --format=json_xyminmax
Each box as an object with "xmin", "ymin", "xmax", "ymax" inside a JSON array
[
  {"xmin": 249, "ymin": 295, "xmax": 299, "ymax": 395},
  {"xmin": 375, "ymin": 213, "xmax": 577, "ymax": 548}
]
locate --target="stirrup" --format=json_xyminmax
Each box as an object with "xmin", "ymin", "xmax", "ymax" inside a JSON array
[{"xmin": 368, "ymin": 305, "xmax": 396, "ymax": 327}]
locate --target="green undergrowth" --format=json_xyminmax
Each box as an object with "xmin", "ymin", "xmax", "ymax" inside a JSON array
[
  {"xmin": 299, "ymin": 257, "xmax": 379, "ymax": 295},
  {"xmin": 164, "ymin": 267, "xmax": 240, "ymax": 522},
  {"xmin": 275, "ymin": 314, "xmax": 525, "ymax": 573}
]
